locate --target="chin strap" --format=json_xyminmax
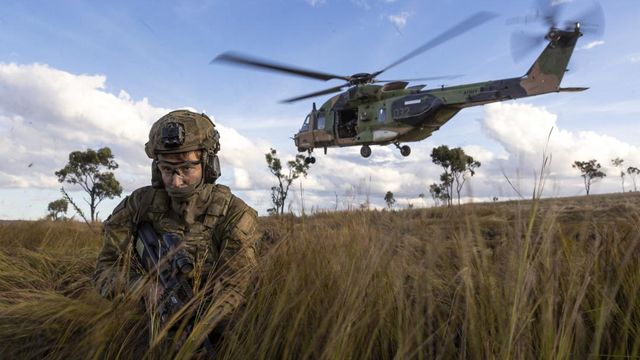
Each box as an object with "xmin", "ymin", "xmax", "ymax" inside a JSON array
[
  {"xmin": 165, "ymin": 182, "xmax": 199, "ymax": 200},
  {"xmin": 165, "ymin": 170, "xmax": 205, "ymax": 200}
]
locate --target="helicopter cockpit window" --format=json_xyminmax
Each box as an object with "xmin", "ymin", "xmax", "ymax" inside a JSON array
[
  {"xmin": 301, "ymin": 115, "xmax": 310, "ymax": 132},
  {"xmin": 315, "ymin": 113, "xmax": 326, "ymax": 130},
  {"xmin": 378, "ymin": 107, "xmax": 386, "ymax": 123}
]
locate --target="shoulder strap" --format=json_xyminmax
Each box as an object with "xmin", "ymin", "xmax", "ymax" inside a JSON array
[{"xmin": 132, "ymin": 187, "xmax": 157, "ymax": 232}]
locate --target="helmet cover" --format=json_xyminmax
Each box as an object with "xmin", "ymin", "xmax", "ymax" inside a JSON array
[{"xmin": 145, "ymin": 110, "xmax": 220, "ymax": 158}]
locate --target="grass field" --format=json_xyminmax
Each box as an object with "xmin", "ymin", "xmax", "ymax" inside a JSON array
[{"xmin": 1, "ymin": 192, "xmax": 639, "ymax": 359}]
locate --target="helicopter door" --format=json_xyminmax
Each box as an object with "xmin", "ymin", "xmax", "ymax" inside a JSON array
[
  {"xmin": 336, "ymin": 109, "xmax": 358, "ymax": 139},
  {"xmin": 311, "ymin": 111, "xmax": 333, "ymax": 146}
]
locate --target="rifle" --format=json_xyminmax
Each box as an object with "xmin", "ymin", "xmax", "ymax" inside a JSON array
[{"xmin": 135, "ymin": 221, "xmax": 216, "ymax": 357}]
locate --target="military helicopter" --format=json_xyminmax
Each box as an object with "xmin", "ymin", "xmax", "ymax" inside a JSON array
[{"xmin": 214, "ymin": 2, "xmax": 603, "ymax": 163}]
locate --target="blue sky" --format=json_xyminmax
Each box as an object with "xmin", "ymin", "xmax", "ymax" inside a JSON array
[{"xmin": 1, "ymin": 0, "xmax": 638, "ymax": 219}]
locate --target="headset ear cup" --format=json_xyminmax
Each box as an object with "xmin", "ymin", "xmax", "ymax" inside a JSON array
[
  {"xmin": 204, "ymin": 153, "xmax": 220, "ymax": 184},
  {"xmin": 151, "ymin": 160, "xmax": 164, "ymax": 189}
]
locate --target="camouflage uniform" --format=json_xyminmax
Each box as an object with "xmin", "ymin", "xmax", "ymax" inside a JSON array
[{"xmin": 93, "ymin": 110, "xmax": 259, "ymax": 332}]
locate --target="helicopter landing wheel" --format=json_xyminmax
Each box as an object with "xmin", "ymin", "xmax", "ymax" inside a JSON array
[
  {"xmin": 305, "ymin": 156, "xmax": 316, "ymax": 164},
  {"xmin": 360, "ymin": 145, "xmax": 372, "ymax": 158},
  {"xmin": 400, "ymin": 145, "xmax": 411, "ymax": 157}
]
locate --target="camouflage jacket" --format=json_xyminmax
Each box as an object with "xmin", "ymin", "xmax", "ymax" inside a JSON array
[{"xmin": 93, "ymin": 183, "xmax": 259, "ymax": 321}]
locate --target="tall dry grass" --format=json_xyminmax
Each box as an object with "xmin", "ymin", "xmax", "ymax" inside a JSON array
[{"xmin": 1, "ymin": 193, "xmax": 639, "ymax": 359}]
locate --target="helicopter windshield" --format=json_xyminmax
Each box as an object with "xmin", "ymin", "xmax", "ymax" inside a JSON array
[
  {"xmin": 300, "ymin": 114, "xmax": 310, "ymax": 132},
  {"xmin": 315, "ymin": 112, "xmax": 326, "ymax": 130}
]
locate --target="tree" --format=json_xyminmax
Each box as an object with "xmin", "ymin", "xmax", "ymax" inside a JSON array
[
  {"xmin": 628, "ymin": 166, "xmax": 639, "ymax": 192},
  {"xmin": 439, "ymin": 173, "xmax": 454, "ymax": 206},
  {"xmin": 572, "ymin": 159, "xmax": 606, "ymax": 195},
  {"xmin": 430, "ymin": 145, "xmax": 481, "ymax": 205},
  {"xmin": 384, "ymin": 191, "xmax": 395, "ymax": 209},
  {"xmin": 611, "ymin": 157, "xmax": 626, "ymax": 192},
  {"xmin": 265, "ymin": 148, "xmax": 310, "ymax": 215},
  {"xmin": 47, "ymin": 198, "xmax": 68, "ymax": 220},
  {"xmin": 429, "ymin": 182, "xmax": 449, "ymax": 206},
  {"xmin": 55, "ymin": 147, "xmax": 122, "ymax": 222}
]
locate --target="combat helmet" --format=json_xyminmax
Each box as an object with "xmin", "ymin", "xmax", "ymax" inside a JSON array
[{"xmin": 145, "ymin": 110, "xmax": 221, "ymax": 188}]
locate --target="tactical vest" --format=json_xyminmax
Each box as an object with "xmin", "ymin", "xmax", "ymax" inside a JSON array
[{"xmin": 133, "ymin": 184, "xmax": 234, "ymax": 279}]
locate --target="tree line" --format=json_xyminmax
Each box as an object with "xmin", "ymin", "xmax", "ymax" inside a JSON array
[
  {"xmin": 45, "ymin": 146, "xmax": 637, "ymax": 220},
  {"xmin": 263, "ymin": 146, "xmax": 640, "ymax": 211},
  {"xmin": 573, "ymin": 157, "xmax": 639, "ymax": 195},
  {"xmin": 264, "ymin": 145, "xmax": 482, "ymax": 213}
]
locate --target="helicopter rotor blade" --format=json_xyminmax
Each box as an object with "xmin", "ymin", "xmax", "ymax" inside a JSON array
[
  {"xmin": 510, "ymin": 30, "xmax": 546, "ymax": 62},
  {"xmin": 372, "ymin": 11, "xmax": 497, "ymax": 78},
  {"xmin": 212, "ymin": 52, "xmax": 351, "ymax": 82},
  {"xmin": 376, "ymin": 74, "xmax": 463, "ymax": 83},
  {"xmin": 535, "ymin": 0, "xmax": 565, "ymax": 28},
  {"xmin": 280, "ymin": 84, "xmax": 348, "ymax": 103},
  {"xmin": 564, "ymin": 2, "xmax": 605, "ymax": 36},
  {"xmin": 507, "ymin": 0, "xmax": 565, "ymax": 27},
  {"xmin": 505, "ymin": 14, "xmax": 540, "ymax": 26}
]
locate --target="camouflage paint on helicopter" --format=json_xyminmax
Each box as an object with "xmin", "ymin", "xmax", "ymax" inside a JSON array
[{"xmin": 294, "ymin": 26, "xmax": 584, "ymax": 158}]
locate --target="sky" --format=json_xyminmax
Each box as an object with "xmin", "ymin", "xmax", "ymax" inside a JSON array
[{"xmin": 0, "ymin": 0, "xmax": 639, "ymax": 220}]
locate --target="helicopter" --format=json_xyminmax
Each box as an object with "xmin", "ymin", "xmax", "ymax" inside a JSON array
[{"xmin": 214, "ymin": 2, "xmax": 603, "ymax": 163}]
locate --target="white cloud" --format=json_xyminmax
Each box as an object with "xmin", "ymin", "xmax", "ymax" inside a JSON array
[
  {"xmin": 0, "ymin": 63, "xmax": 320, "ymax": 216},
  {"xmin": 480, "ymin": 102, "xmax": 640, "ymax": 196},
  {"xmin": 276, "ymin": 142, "xmax": 450, "ymax": 212},
  {"xmin": 0, "ymin": 63, "xmax": 168, "ymax": 194},
  {"xmin": 0, "ymin": 63, "xmax": 271, "ymax": 210},
  {"xmin": 306, "ymin": 0, "xmax": 326, "ymax": 7},
  {"xmin": 629, "ymin": 55, "xmax": 640, "ymax": 63},
  {"xmin": 581, "ymin": 40, "xmax": 604, "ymax": 50},
  {"xmin": 388, "ymin": 11, "xmax": 413, "ymax": 30},
  {"xmin": 232, "ymin": 167, "xmax": 252, "ymax": 189},
  {"xmin": 216, "ymin": 123, "xmax": 272, "ymax": 188},
  {"xmin": 461, "ymin": 145, "xmax": 492, "ymax": 164}
]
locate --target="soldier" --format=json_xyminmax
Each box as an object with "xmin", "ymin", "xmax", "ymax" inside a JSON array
[{"xmin": 93, "ymin": 110, "xmax": 259, "ymax": 351}]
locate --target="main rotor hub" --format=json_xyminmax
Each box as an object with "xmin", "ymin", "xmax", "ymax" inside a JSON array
[{"xmin": 350, "ymin": 73, "xmax": 374, "ymax": 85}]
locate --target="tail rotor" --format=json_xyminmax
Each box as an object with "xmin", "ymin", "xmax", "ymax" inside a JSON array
[{"xmin": 508, "ymin": 0, "xmax": 605, "ymax": 63}]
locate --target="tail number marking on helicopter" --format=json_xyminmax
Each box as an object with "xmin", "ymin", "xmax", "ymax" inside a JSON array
[{"xmin": 393, "ymin": 107, "xmax": 411, "ymax": 118}]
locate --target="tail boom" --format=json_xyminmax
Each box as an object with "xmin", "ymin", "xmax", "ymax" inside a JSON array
[
  {"xmin": 426, "ymin": 27, "xmax": 583, "ymax": 108},
  {"xmin": 520, "ymin": 28, "xmax": 581, "ymax": 96}
]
